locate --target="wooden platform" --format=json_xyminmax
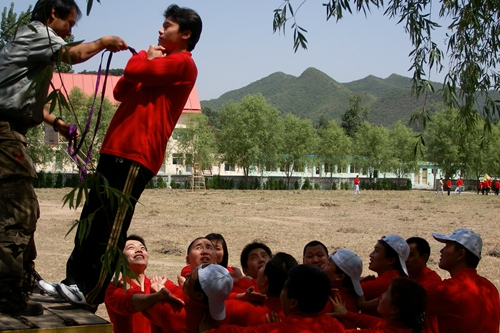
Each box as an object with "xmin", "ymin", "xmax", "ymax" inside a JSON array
[{"xmin": 0, "ymin": 294, "xmax": 112, "ymax": 332}]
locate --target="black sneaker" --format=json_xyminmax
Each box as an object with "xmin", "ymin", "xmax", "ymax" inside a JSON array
[{"xmin": 0, "ymin": 289, "xmax": 44, "ymax": 316}]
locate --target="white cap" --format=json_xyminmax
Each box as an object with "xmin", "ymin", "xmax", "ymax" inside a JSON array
[
  {"xmin": 330, "ymin": 249, "xmax": 363, "ymax": 296},
  {"xmin": 197, "ymin": 264, "xmax": 233, "ymax": 321},
  {"xmin": 432, "ymin": 228, "xmax": 482, "ymax": 259},
  {"xmin": 381, "ymin": 234, "xmax": 410, "ymax": 276}
]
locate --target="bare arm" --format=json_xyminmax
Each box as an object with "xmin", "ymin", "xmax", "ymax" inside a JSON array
[
  {"xmin": 131, "ymin": 288, "xmax": 184, "ymax": 312},
  {"xmin": 43, "ymin": 109, "xmax": 79, "ymax": 140},
  {"xmin": 60, "ymin": 36, "xmax": 128, "ymax": 64}
]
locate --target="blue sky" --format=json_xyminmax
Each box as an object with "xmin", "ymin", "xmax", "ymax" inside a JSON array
[{"xmin": 10, "ymin": 0, "xmax": 451, "ymax": 101}]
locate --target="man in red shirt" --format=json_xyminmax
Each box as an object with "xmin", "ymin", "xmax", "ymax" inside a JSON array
[
  {"xmin": 40, "ymin": 5, "xmax": 202, "ymax": 310},
  {"xmin": 426, "ymin": 228, "xmax": 500, "ymax": 333},
  {"xmin": 405, "ymin": 237, "xmax": 441, "ymax": 333},
  {"xmin": 495, "ymin": 178, "xmax": 500, "ymax": 195},
  {"xmin": 445, "ymin": 178, "xmax": 452, "ymax": 196},
  {"xmin": 354, "ymin": 175, "xmax": 360, "ymax": 194},
  {"xmin": 454, "ymin": 177, "xmax": 463, "ymax": 195}
]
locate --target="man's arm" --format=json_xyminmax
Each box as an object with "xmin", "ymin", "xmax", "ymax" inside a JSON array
[
  {"xmin": 132, "ymin": 288, "xmax": 184, "ymax": 312},
  {"xmin": 43, "ymin": 109, "xmax": 78, "ymax": 140},
  {"xmin": 60, "ymin": 36, "xmax": 128, "ymax": 64}
]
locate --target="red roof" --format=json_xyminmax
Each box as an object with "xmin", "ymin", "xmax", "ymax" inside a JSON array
[{"xmin": 50, "ymin": 73, "xmax": 201, "ymax": 113}]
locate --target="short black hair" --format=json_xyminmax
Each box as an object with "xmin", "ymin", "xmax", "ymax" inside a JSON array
[
  {"xmin": 126, "ymin": 234, "xmax": 147, "ymax": 251},
  {"xmin": 406, "ymin": 237, "xmax": 431, "ymax": 263},
  {"xmin": 379, "ymin": 239, "xmax": 406, "ymax": 276},
  {"xmin": 390, "ymin": 278, "xmax": 427, "ymax": 332},
  {"xmin": 263, "ymin": 252, "xmax": 298, "ymax": 297},
  {"xmin": 240, "ymin": 242, "xmax": 272, "ymax": 269},
  {"xmin": 31, "ymin": 0, "xmax": 82, "ymax": 23},
  {"xmin": 302, "ymin": 240, "xmax": 328, "ymax": 257},
  {"xmin": 284, "ymin": 265, "xmax": 330, "ymax": 314},
  {"xmin": 164, "ymin": 4, "xmax": 202, "ymax": 51},
  {"xmin": 452, "ymin": 242, "xmax": 480, "ymax": 268},
  {"xmin": 206, "ymin": 233, "xmax": 229, "ymax": 267}
]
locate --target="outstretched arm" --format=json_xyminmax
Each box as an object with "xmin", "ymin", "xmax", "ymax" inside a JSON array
[{"xmin": 60, "ymin": 36, "xmax": 128, "ymax": 64}]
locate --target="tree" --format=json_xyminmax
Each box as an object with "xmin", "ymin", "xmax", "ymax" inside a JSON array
[
  {"xmin": 173, "ymin": 114, "xmax": 218, "ymax": 172},
  {"xmin": 340, "ymin": 94, "xmax": 368, "ymax": 138},
  {"xmin": 424, "ymin": 108, "xmax": 462, "ymax": 178},
  {"xmin": 218, "ymin": 94, "xmax": 282, "ymax": 188},
  {"xmin": 352, "ymin": 122, "xmax": 391, "ymax": 178},
  {"xmin": 0, "ymin": 3, "xmax": 31, "ymax": 49},
  {"xmin": 202, "ymin": 106, "xmax": 221, "ymax": 129},
  {"xmin": 279, "ymin": 114, "xmax": 317, "ymax": 189},
  {"xmin": 388, "ymin": 122, "xmax": 419, "ymax": 188},
  {"xmin": 273, "ymin": 0, "xmax": 500, "ymax": 135},
  {"xmin": 316, "ymin": 119, "xmax": 351, "ymax": 187}
]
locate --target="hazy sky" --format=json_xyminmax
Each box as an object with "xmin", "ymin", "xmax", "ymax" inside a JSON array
[{"xmin": 10, "ymin": 0, "xmax": 452, "ymax": 100}]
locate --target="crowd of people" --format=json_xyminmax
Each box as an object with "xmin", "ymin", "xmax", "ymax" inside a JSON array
[
  {"xmin": 437, "ymin": 176, "xmax": 500, "ymax": 196},
  {"xmin": 36, "ymin": 229, "xmax": 499, "ymax": 333},
  {"xmin": 1, "ymin": 1, "xmax": 500, "ymax": 333}
]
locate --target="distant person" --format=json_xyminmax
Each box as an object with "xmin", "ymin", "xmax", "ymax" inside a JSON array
[
  {"xmin": 39, "ymin": 4, "xmax": 202, "ymax": 310},
  {"xmin": 302, "ymin": 240, "xmax": 328, "ymax": 268},
  {"xmin": 331, "ymin": 278, "xmax": 427, "ymax": 333},
  {"xmin": 426, "ymin": 228, "xmax": 500, "ymax": 332},
  {"xmin": 485, "ymin": 177, "xmax": 492, "ymax": 195},
  {"xmin": 436, "ymin": 177, "xmax": 444, "ymax": 195},
  {"xmin": 0, "ymin": 0, "xmax": 128, "ymax": 316},
  {"xmin": 354, "ymin": 175, "xmax": 360, "ymax": 194},
  {"xmin": 477, "ymin": 179, "xmax": 483, "ymax": 194},
  {"xmin": 445, "ymin": 178, "xmax": 452, "ymax": 196},
  {"xmin": 454, "ymin": 177, "xmax": 463, "ymax": 195},
  {"xmin": 495, "ymin": 178, "xmax": 500, "ymax": 195}
]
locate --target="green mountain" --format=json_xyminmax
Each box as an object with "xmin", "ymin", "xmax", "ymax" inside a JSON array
[{"xmin": 201, "ymin": 68, "xmax": 446, "ymax": 127}]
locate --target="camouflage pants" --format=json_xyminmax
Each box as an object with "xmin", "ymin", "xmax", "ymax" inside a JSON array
[{"xmin": 0, "ymin": 122, "xmax": 38, "ymax": 292}]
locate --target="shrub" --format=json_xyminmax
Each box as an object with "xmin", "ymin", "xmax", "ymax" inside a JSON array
[
  {"xmin": 252, "ymin": 178, "xmax": 261, "ymax": 189},
  {"xmin": 64, "ymin": 174, "xmax": 80, "ymax": 187},
  {"xmin": 294, "ymin": 180, "xmax": 300, "ymax": 190},
  {"xmin": 238, "ymin": 179, "xmax": 246, "ymax": 190},
  {"xmin": 314, "ymin": 183, "xmax": 320, "ymax": 190},
  {"xmin": 157, "ymin": 177, "xmax": 167, "ymax": 189},
  {"xmin": 278, "ymin": 179, "xmax": 286, "ymax": 190},
  {"xmin": 54, "ymin": 173, "xmax": 64, "ymax": 188},
  {"xmin": 302, "ymin": 178, "xmax": 312, "ymax": 190},
  {"xmin": 331, "ymin": 182, "xmax": 337, "ymax": 190},
  {"xmin": 45, "ymin": 172, "xmax": 54, "ymax": 188}
]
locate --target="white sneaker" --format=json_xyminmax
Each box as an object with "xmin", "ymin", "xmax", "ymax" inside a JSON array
[
  {"xmin": 55, "ymin": 283, "xmax": 87, "ymax": 306},
  {"xmin": 37, "ymin": 280, "xmax": 63, "ymax": 299}
]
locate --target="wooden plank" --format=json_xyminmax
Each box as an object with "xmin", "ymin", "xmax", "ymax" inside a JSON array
[
  {"xmin": 0, "ymin": 314, "xmax": 31, "ymax": 330},
  {"xmin": 5, "ymin": 323, "xmax": 112, "ymax": 333}
]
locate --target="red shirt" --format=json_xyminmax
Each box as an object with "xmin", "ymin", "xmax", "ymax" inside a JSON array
[
  {"xmin": 223, "ymin": 297, "xmax": 285, "ymax": 327},
  {"xmin": 322, "ymin": 288, "xmax": 359, "ymax": 329},
  {"xmin": 100, "ymin": 50, "xmax": 197, "ymax": 174},
  {"xmin": 426, "ymin": 268, "xmax": 500, "ymax": 333},
  {"xmin": 446, "ymin": 179, "xmax": 452, "ymax": 188},
  {"xmin": 361, "ymin": 270, "xmax": 402, "ymax": 301},
  {"xmin": 344, "ymin": 312, "xmax": 413, "ymax": 333},
  {"xmin": 495, "ymin": 180, "xmax": 500, "ymax": 189},
  {"xmin": 456, "ymin": 179, "xmax": 463, "ymax": 187},
  {"xmin": 355, "ymin": 177, "xmax": 360, "ymax": 185},
  {"xmin": 209, "ymin": 312, "xmax": 346, "ymax": 333}
]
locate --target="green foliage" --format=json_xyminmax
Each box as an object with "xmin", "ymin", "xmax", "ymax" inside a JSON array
[
  {"xmin": 33, "ymin": 171, "xmax": 45, "ymax": 188},
  {"xmin": 218, "ymin": 94, "xmax": 283, "ymax": 188},
  {"xmin": 341, "ymin": 94, "xmax": 368, "ymax": 137},
  {"xmin": 317, "ymin": 119, "xmax": 351, "ymax": 179},
  {"xmin": 79, "ymin": 69, "xmax": 124, "ymax": 76},
  {"xmin": 294, "ymin": 180, "xmax": 300, "ymax": 190},
  {"xmin": 0, "ymin": 3, "xmax": 31, "ymax": 49},
  {"xmin": 272, "ymin": 0, "xmax": 500, "ymax": 134},
  {"xmin": 55, "ymin": 172, "xmax": 64, "ymax": 188},
  {"xmin": 301, "ymin": 178, "xmax": 312, "ymax": 190},
  {"xmin": 64, "ymin": 174, "xmax": 79, "ymax": 188},
  {"xmin": 45, "ymin": 172, "xmax": 54, "ymax": 188},
  {"xmin": 157, "ymin": 177, "xmax": 167, "ymax": 189},
  {"xmin": 280, "ymin": 113, "xmax": 317, "ymax": 188},
  {"xmin": 170, "ymin": 180, "xmax": 181, "ymax": 189},
  {"xmin": 314, "ymin": 182, "xmax": 320, "ymax": 190},
  {"xmin": 352, "ymin": 122, "xmax": 392, "ymax": 177},
  {"xmin": 206, "ymin": 176, "xmax": 235, "ymax": 190},
  {"xmin": 331, "ymin": 182, "xmax": 337, "ymax": 190}
]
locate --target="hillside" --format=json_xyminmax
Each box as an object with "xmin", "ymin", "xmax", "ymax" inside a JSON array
[{"xmin": 201, "ymin": 68, "xmax": 445, "ymax": 127}]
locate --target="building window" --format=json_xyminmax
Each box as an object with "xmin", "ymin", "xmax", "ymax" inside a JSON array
[
  {"xmin": 339, "ymin": 166, "xmax": 347, "ymax": 173},
  {"xmin": 324, "ymin": 163, "xmax": 333, "ymax": 174},
  {"xmin": 172, "ymin": 153, "xmax": 183, "ymax": 165},
  {"xmin": 225, "ymin": 163, "xmax": 235, "ymax": 172},
  {"xmin": 351, "ymin": 165, "xmax": 360, "ymax": 174}
]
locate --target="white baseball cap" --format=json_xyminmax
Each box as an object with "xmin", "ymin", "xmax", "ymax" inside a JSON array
[
  {"xmin": 330, "ymin": 249, "xmax": 363, "ymax": 296},
  {"xmin": 197, "ymin": 264, "xmax": 233, "ymax": 320},
  {"xmin": 381, "ymin": 234, "xmax": 410, "ymax": 276},
  {"xmin": 432, "ymin": 228, "xmax": 482, "ymax": 259}
]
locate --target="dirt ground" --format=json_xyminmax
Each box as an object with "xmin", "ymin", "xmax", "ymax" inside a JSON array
[{"xmin": 34, "ymin": 188, "xmax": 500, "ymax": 319}]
